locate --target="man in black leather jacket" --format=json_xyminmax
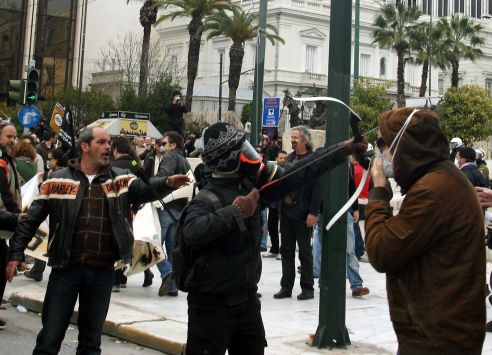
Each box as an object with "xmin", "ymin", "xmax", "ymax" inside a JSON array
[
  {"xmin": 182, "ymin": 123, "xmax": 366, "ymax": 355},
  {"xmin": 6, "ymin": 127, "xmax": 189, "ymax": 355}
]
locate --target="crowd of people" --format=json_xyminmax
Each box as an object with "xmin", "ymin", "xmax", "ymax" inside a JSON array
[{"xmin": 0, "ymin": 104, "xmax": 490, "ymax": 355}]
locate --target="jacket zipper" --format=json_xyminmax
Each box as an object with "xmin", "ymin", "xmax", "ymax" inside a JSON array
[
  {"xmin": 82, "ymin": 184, "xmax": 92, "ymax": 264},
  {"xmin": 48, "ymin": 223, "xmax": 60, "ymax": 251}
]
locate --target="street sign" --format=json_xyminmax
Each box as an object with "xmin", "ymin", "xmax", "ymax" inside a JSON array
[
  {"xmin": 262, "ymin": 97, "xmax": 280, "ymax": 127},
  {"xmin": 18, "ymin": 105, "xmax": 41, "ymax": 128}
]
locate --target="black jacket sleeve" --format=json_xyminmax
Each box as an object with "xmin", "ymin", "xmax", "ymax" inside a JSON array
[
  {"xmin": 8, "ymin": 194, "xmax": 50, "ymax": 262},
  {"xmin": 0, "ymin": 165, "xmax": 20, "ymax": 213},
  {"xmin": 128, "ymin": 176, "xmax": 173, "ymax": 205},
  {"xmin": 261, "ymin": 144, "xmax": 347, "ymax": 204},
  {"xmin": 0, "ymin": 210, "xmax": 19, "ymax": 231}
]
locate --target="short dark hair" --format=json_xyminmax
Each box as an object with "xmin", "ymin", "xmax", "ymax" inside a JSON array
[
  {"xmin": 51, "ymin": 148, "xmax": 68, "ymax": 167},
  {"xmin": 172, "ymin": 90, "xmax": 182, "ymax": 97},
  {"xmin": 278, "ymin": 150, "xmax": 287, "ymax": 156},
  {"xmin": 111, "ymin": 136, "xmax": 139, "ymax": 161},
  {"xmin": 164, "ymin": 131, "xmax": 184, "ymax": 149}
]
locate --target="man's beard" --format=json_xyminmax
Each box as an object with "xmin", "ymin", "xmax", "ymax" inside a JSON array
[{"xmin": 291, "ymin": 142, "xmax": 297, "ymax": 150}]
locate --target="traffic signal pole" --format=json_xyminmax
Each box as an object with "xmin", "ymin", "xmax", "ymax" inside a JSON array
[
  {"xmin": 313, "ymin": 0, "xmax": 352, "ymax": 348},
  {"xmin": 250, "ymin": 0, "xmax": 267, "ymax": 147}
]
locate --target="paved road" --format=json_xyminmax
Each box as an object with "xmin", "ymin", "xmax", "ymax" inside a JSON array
[{"xmin": 0, "ymin": 302, "xmax": 162, "ymax": 355}]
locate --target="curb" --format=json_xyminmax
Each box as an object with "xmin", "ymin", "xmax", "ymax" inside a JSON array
[{"xmin": 9, "ymin": 292, "xmax": 186, "ymax": 355}]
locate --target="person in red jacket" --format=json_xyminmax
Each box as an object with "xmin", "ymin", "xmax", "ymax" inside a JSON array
[{"xmin": 351, "ymin": 148, "xmax": 371, "ymax": 259}]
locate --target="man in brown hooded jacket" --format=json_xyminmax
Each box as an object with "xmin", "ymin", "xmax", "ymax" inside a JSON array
[{"xmin": 365, "ymin": 108, "xmax": 485, "ymax": 355}]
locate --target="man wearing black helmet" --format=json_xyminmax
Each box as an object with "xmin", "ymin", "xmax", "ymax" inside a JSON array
[{"xmin": 180, "ymin": 122, "xmax": 367, "ymax": 354}]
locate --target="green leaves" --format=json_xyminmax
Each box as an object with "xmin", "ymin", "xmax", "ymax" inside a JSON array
[{"xmin": 436, "ymin": 85, "xmax": 492, "ymax": 145}]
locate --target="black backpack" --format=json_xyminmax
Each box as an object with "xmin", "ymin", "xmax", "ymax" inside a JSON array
[{"xmin": 172, "ymin": 189, "xmax": 222, "ymax": 292}]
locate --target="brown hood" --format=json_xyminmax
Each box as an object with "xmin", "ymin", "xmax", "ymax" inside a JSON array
[{"xmin": 380, "ymin": 108, "xmax": 449, "ymax": 192}]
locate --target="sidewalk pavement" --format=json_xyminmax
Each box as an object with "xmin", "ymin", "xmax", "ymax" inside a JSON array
[{"xmin": 5, "ymin": 257, "xmax": 492, "ymax": 354}]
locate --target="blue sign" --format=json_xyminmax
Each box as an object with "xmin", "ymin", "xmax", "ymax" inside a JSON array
[
  {"xmin": 18, "ymin": 105, "xmax": 41, "ymax": 128},
  {"xmin": 262, "ymin": 97, "xmax": 281, "ymax": 127}
]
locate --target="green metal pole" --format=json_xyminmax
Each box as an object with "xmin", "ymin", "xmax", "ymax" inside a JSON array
[
  {"xmin": 428, "ymin": 10, "xmax": 432, "ymax": 97},
  {"xmin": 219, "ymin": 53, "xmax": 223, "ymax": 121},
  {"xmin": 313, "ymin": 0, "xmax": 352, "ymax": 348},
  {"xmin": 353, "ymin": 0, "xmax": 360, "ymax": 81},
  {"xmin": 250, "ymin": 0, "xmax": 267, "ymax": 147},
  {"xmin": 76, "ymin": 0, "xmax": 88, "ymax": 129}
]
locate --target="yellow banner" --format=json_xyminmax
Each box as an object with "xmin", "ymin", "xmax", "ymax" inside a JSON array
[
  {"xmin": 50, "ymin": 102, "xmax": 65, "ymax": 133},
  {"xmin": 120, "ymin": 119, "xmax": 147, "ymax": 136}
]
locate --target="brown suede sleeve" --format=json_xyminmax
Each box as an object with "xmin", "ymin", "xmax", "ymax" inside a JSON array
[{"xmin": 365, "ymin": 180, "xmax": 443, "ymax": 274}]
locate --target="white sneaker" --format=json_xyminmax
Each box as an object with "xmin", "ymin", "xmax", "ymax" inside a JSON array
[
  {"xmin": 276, "ymin": 254, "xmax": 282, "ymax": 260},
  {"xmin": 262, "ymin": 252, "xmax": 278, "ymax": 258}
]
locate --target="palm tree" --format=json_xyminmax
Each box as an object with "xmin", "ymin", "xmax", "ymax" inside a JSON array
[
  {"xmin": 438, "ymin": 14, "xmax": 484, "ymax": 88},
  {"xmin": 155, "ymin": 0, "xmax": 233, "ymax": 111},
  {"xmin": 410, "ymin": 21, "xmax": 447, "ymax": 97},
  {"xmin": 128, "ymin": 0, "xmax": 159, "ymax": 97},
  {"xmin": 203, "ymin": 7, "xmax": 284, "ymax": 112},
  {"xmin": 372, "ymin": 2, "xmax": 422, "ymax": 107}
]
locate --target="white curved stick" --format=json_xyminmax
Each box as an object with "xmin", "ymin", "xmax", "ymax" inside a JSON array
[
  {"xmin": 293, "ymin": 96, "xmax": 362, "ymax": 122},
  {"xmin": 325, "ymin": 166, "xmax": 370, "ymax": 232}
]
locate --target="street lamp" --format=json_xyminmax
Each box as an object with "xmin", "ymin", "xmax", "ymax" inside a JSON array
[{"xmin": 218, "ymin": 67, "xmax": 266, "ymax": 121}]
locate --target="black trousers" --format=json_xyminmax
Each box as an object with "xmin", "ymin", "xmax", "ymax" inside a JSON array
[
  {"xmin": 280, "ymin": 212, "xmax": 314, "ymax": 291},
  {"xmin": 186, "ymin": 297, "xmax": 266, "ymax": 355},
  {"xmin": 267, "ymin": 208, "xmax": 280, "ymax": 254}
]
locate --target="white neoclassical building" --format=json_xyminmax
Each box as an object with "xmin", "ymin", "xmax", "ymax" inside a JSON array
[{"xmin": 154, "ymin": 0, "xmax": 492, "ymax": 116}]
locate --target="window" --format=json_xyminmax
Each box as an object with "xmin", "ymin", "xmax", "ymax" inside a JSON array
[
  {"xmin": 438, "ymin": 0, "xmax": 449, "ymax": 16},
  {"xmin": 305, "ymin": 45, "xmax": 316, "ymax": 73},
  {"xmin": 360, "ymin": 54, "xmax": 370, "ymax": 77},
  {"xmin": 422, "ymin": 0, "xmax": 432, "ymax": 15},
  {"xmin": 438, "ymin": 79, "xmax": 444, "ymax": 95},
  {"xmin": 486, "ymin": 79, "xmax": 492, "ymax": 97},
  {"xmin": 471, "ymin": 0, "xmax": 482, "ymax": 18},
  {"xmin": 45, "ymin": 65, "xmax": 55, "ymax": 85},
  {"xmin": 380, "ymin": 58, "xmax": 386, "ymax": 78},
  {"xmin": 455, "ymin": 0, "xmax": 465, "ymax": 13}
]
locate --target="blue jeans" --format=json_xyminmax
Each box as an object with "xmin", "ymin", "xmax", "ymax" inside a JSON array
[
  {"xmin": 33, "ymin": 266, "xmax": 114, "ymax": 355},
  {"xmin": 347, "ymin": 212, "xmax": 363, "ymax": 291},
  {"xmin": 156, "ymin": 208, "xmax": 180, "ymax": 292},
  {"xmin": 261, "ymin": 209, "xmax": 268, "ymax": 250},
  {"xmin": 312, "ymin": 213, "xmax": 323, "ymax": 278}
]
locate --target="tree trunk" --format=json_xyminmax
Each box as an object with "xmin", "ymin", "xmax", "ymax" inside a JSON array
[
  {"xmin": 397, "ymin": 52, "xmax": 405, "ymax": 108},
  {"xmin": 419, "ymin": 59, "xmax": 429, "ymax": 97},
  {"xmin": 227, "ymin": 43, "xmax": 244, "ymax": 112},
  {"xmin": 451, "ymin": 61, "xmax": 459, "ymax": 87},
  {"xmin": 138, "ymin": 24, "xmax": 151, "ymax": 97},
  {"xmin": 185, "ymin": 15, "xmax": 203, "ymax": 112}
]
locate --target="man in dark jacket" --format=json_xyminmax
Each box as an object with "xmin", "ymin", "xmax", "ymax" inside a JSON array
[
  {"xmin": 366, "ymin": 109, "xmax": 485, "ymax": 354},
  {"xmin": 6, "ymin": 127, "xmax": 189, "ymax": 355},
  {"xmin": 457, "ymin": 146, "xmax": 487, "ymax": 187},
  {"xmin": 274, "ymin": 126, "xmax": 320, "ymax": 301},
  {"xmin": 182, "ymin": 122, "xmax": 366, "ymax": 354},
  {"xmin": 156, "ymin": 131, "xmax": 191, "ymax": 297},
  {"xmin": 0, "ymin": 122, "xmax": 22, "ymax": 330},
  {"xmin": 164, "ymin": 91, "xmax": 188, "ymax": 135}
]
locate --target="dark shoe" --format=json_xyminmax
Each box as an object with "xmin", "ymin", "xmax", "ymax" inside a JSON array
[
  {"xmin": 0, "ymin": 318, "xmax": 5, "ymax": 330},
  {"xmin": 273, "ymin": 288, "xmax": 292, "ymax": 299},
  {"xmin": 487, "ymin": 321, "xmax": 492, "ymax": 332},
  {"xmin": 352, "ymin": 287, "xmax": 370, "ymax": 297},
  {"xmin": 297, "ymin": 290, "xmax": 314, "ymax": 300},
  {"xmin": 24, "ymin": 270, "xmax": 42, "ymax": 282},
  {"xmin": 167, "ymin": 290, "xmax": 178, "ymax": 297},
  {"xmin": 142, "ymin": 270, "xmax": 154, "ymax": 287},
  {"xmin": 112, "ymin": 285, "xmax": 120, "ymax": 293},
  {"xmin": 121, "ymin": 273, "xmax": 127, "ymax": 285},
  {"xmin": 158, "ymin": 274, "xmax": 173, "ymax": 297}
]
